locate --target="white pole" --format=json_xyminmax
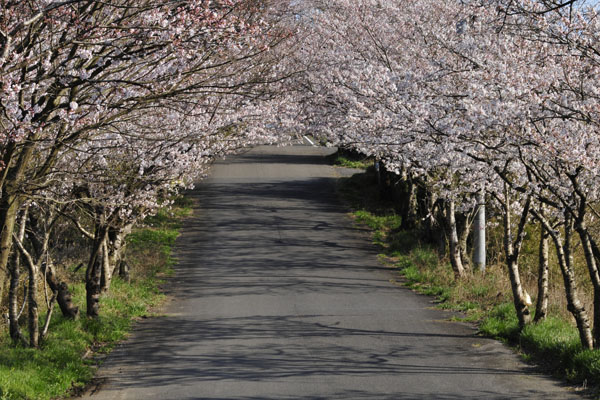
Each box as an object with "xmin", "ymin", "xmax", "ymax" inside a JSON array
[
  {"xmin": 473, "ymin": 189, "xmax": 486, "ymax": 272},
  {"xmin": 375, "ymin": 160, "xmax": 381, "ymax": 186}
]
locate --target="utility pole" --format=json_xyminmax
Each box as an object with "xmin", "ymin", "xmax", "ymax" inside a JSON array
[
  {"xmin": 375, "ymin": 159, "xmax": 381, "ymax": 187},
  {"xmin": 473, "ymin": 189, "xmax": 486, "ymax": 272}
]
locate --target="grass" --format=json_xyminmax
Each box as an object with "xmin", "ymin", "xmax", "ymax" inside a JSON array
[
  {"xmin": 0, "ymin": 325, "xmax": 94, "ymax": 400},
  {"xmin": 520, "ymin": 317, "xmax": 582, "ymax": 370},
  {"xmin": 328, "ymin": 148, "xmax": 373, "ymax": 170},
  {"xmin": 336, "ymin": 159, "xmax": 600, "ymax": 390},
  {"xmin": 331, "ymin": 155, "xmax": 372, "ymax": 170},
  {"xmin": 127, "ymin": 228, "xmax": 179, "ymax": 259},
  {"xmin": 573, "ymin": 349, "xmax": 600, "ymax": 384},
  {"xmin": 479, "ymin": 303, "xmax": 520, "ymax": 342},
  {"xmin": 0, "ymin": 198, "xmax": 192, "ymax": 400}
]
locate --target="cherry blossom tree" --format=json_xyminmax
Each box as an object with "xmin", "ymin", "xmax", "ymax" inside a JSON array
[
  {"xmin": 293, "ymin": 0, "xmax": 600, "ymax": 348},
  {"xmin": 0, "ymin": 0, "xmax": 278, "ymax": 298},
  {"xmin": 1, "ymin": 0, "xmax": 302, "ymax": 343}
]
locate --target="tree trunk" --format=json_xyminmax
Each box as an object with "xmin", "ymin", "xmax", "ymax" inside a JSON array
[
  {"xmin": 423, "ymin": 191, "xmax": 443, "ymax": 249},
  {"xmin": 568, "ymin": 173, "xmax": 600, "ymax": 347},
  {"xmin": 399, "ymin": 171, "xmax": 418, "ymax": 230},
  {"xmin": 13, "ymin": 240, "xmax": 41, "ymax": 347},
  {"xmin": 502, "ymin": 188, "xmax": 531, "ymax": 329},
  {"xmin": 575, "ymin": 224, "xmax": 600, "ymax": 347},
  {"xmin": 107, "ymin": 225, "xmax": 132, "ymax": 286},
  {"xmin": 86, "ymin": 261, "xmax": 102, "ymax": 318},
  {"xmin": 40, "ymin": 293, "xmax": 57, "ymax": 342},
  {"xmin": 26, "ymin": 262, "xmax": 39, "ymax": 348},
  {"xmin": 534, "ymin": 210, "xmax": 594, "ymax": 349},
  {"xmin": 563, "ymin": 218, "xmax": 594, "ymax": 349},
  {"xmin": 0, "ymin": 195, "xmax": 21, "ymax": 301},
  {"xmin": 27, "ymin": 208, "xmax": 79, "ymax": 319},
  {"xmin": 8, "ymin": 255, "xmax": 24, "ymax": 343},
  {"xmin": 118, "ymin": 260, "xmax": 131, "ymax": 283},
  {"xmin": 506, "ymin": 256, "xmax": 532, "ymax": 328},
  {"xmin": 8, "ymin": 206, "xmax": 28, "ymax": 344},
  {"xmin": 534, "ymin": 219, "xmax": 549, "ymax": 323},
  {"xmin": 42, "ymin": 262, "xmax": 79, "ymax": 319},
  {"xmin": 101, "ymin": 224, "xmax": 130, "ymax": 292},
  {"xmin": 457, "ymin": 210, "xmax": 473, "ymax": 272},
  {"xmin": 100, "ymin": 237, "xmax": 111, "ymax": 293},
  {"xmin": 86, "ymin": 227, "xmax": 107, "ymax": 318},
  {"xmin": 446, "ymin": 200, "xmax": 466, "ymax": 278},
  {"xmin": 0, "ymin": 136, "xmax": 38, "ymax": 301}
]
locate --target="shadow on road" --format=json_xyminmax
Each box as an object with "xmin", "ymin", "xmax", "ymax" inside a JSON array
[
  {"xmin": 103, "ymin": 314, "xmax": 530, "ymax": 383},
  {"xmin": 84, "ymin": 147, "xmax": 579, "ymax": 400}
]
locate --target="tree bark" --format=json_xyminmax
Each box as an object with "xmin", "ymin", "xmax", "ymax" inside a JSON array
[
  {"xmin": 107, "ymin": 224, "xmax": 132, "ymax": 286},
  {"xmin": 12, "ymin": 227, "xmax": 42, "ymax": 348},
  {"xmin": 42, "ymin": 262, "xmax": 79, "ymax": 319},
  {"xmin": 423, "ymin": 191, "xmax": 444, "ymax": 250},
  {"xmin": 0, "ymin": 135, "xmax": 38, "ymax": 301},
  {"xmin": 101, "ymin": 225, "xmax": 129, "ymax": 292},
  {"xmin": 118, "ymin": 259, "xmax": 131, "ymax": 283},
  {"xmin": 502, "ymin": 191, "xmax": 532, "ymax": 329},
  {"xmin": 86, "ymin": 226, "xmax": 107, "ymax": 318},
  {"xmin": 562, "ymin": 217, "xmax": 594, "ymax": 349},
  {"xmin": 27, "ymin": 209, "xmax": 80, "ymax": 319},
  {"xmin": 86, "ymin": 262, "xmax": 102, "ymax": 318},
  {"xmin": 40, "ymin": 293, "xmax": 57, "ymax": 342},
  {"xmin": 0, "ymin": 195, "xmax": 21, "ymax": 301},
  {"xmin": 26, "ymin": 261, "xmax": 39, "ymax": 348},
  {"xmin": 399, "ymin": 171, "xmax": 418, "ymax": 230},
  {"xmin": 446, "ymin": 200, "xmax": 466, "ymax": 278},
  {"xmin": 567, "ymin": 173, "xmax": 600, "ymax": 347},
  {"xmin": 534, "ymin": 219, "xmax": 549, "ymax": 323},
  {"xmin": 100, "ymin": 236, "xmax": 111, "ymax": 293},
  {"xmin": 575, "ymin": 224, "xmax": 600, "ymax": 347},
  {"xmin": 533, "ymin": 210, "xmax": 594, "ymax": 349},
  {"xmin": 8, "ymin": 207, "xmax": 28, "ymax": 344},
  {"xmin": 8, "ymin": 255, "xmax": 24, "ymax": 343},
  {"xmin": 457, "ymin": 210, "xmax": 473, "ymax": 272}
]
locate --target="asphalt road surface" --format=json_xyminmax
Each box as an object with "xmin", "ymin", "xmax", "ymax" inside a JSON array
[{"xmin": 82, "ymin": 145, "xmax": 582, "ymax": 400}]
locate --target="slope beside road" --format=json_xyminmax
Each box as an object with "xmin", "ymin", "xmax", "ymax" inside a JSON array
[{"xmin": 82, "ymin": 145, "xmax": 581, "ymax": 400}]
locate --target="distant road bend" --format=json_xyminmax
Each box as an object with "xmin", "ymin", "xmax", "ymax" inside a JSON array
[{"xmin": 83, "ymin": 145, "xmax": 581, "ymax": 400}]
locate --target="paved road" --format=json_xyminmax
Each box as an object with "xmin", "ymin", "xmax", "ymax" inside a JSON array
[{"xmin": 82, "ymin": 145, "xmax": 581, "ymax": 400}]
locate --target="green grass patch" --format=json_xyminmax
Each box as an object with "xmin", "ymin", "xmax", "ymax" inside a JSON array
[
  {"xmin": 127, "ymin": 228, "xmax": 178, "ymax": 256},
  {"xmin": 519, "ymin": 317, "xmax": 582, "ymax": 372},
  {"xmin": 353, "ymin": 211, "xmax": 401, "ymax": 246},
  {"xmin": 573, "ymin": 349, "xmax": 600, "ymax": 383},
  {"xmin": 354, "ymin": 210, "xmax": 401, "ymax": 231},
  {"xmin": 331, "ymin": 155, "xmax": 372, "ymax": 169},
  {"xmin": 401, "ymin": 264, "xmax": 423, "ymax": 285},
  {"xmin": 0, "ymin": 322, "xmax": 94, "ymax": 400},
  {"xmin": 328, "ymin": 148, "xmax": 373, "ymax": 170},
  {"xmin": 479, "ymin": 303, "xmax": 520, "ymax": 342},
  {"xmin": 0, "ymin": 197, "xmax": 190, "ymax": 400}
]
